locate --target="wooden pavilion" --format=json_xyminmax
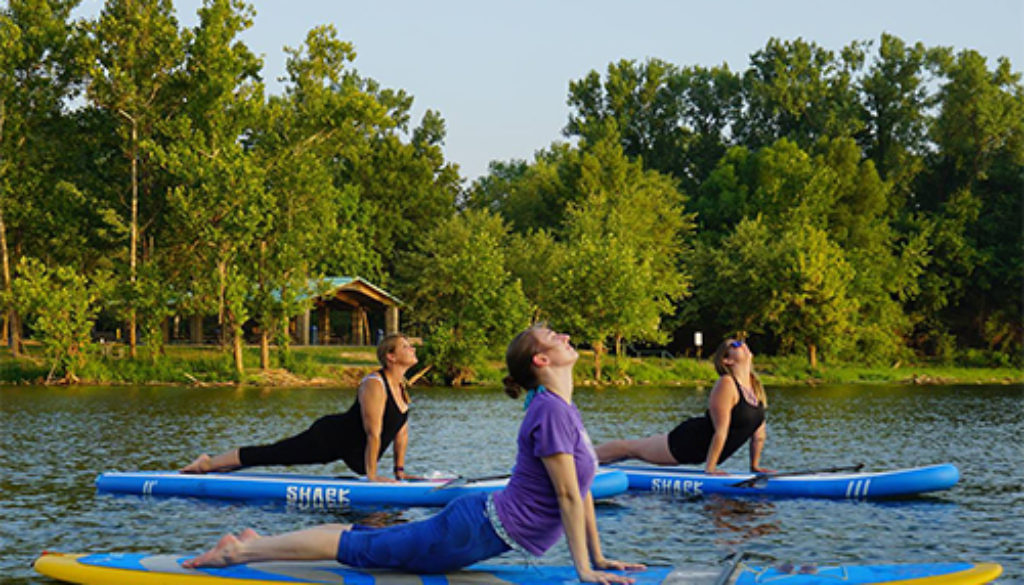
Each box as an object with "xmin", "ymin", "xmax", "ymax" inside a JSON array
[
  {"xmin": 173, "ymin": 277, "xmax": 401, "ymax": 346},
  {"xmin": 293, "ymin": 276, "xmax": 402, "ymax": 346}
]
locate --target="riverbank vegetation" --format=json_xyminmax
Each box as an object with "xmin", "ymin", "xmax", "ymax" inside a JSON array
[
  {"xmin": 1, "ymin": 343, "xmax": 1018, "ymax": 387},
  {"xmin": 2, "ymin": 1, "xmax": 1021, "ymax": 385}
]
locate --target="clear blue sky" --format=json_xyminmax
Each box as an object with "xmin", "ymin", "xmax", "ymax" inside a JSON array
[{"xmin": 75, "ymin": 0, "xmax": 1024, "ymax": 183}]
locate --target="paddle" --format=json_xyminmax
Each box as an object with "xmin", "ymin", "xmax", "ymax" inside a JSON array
[
  {"xmin": 730, "ymin": 463, "xmax": 865, "ymax": 488},
  {"xmin": 429, "ymin": 473, "xmax": 512, "ymax": 491}
]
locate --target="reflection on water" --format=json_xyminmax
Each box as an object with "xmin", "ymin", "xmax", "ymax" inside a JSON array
[
  {"xmin": 2, "ymin": 382, "xmax": 1022, "ymax": 584},
  {"xmin": 702, "ymin": 497, "xmax": 780, "ymax": 547}
]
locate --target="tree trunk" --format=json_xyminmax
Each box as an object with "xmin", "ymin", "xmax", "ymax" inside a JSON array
[
  {"xmin": 0, "ymin": 99, "xmax": 7, "ymax": 350},
  {"xmin": 9, "ymin": 311, "xmax": 21, "ymax": 358},
  {"xmin": 808, "ymin": 343, "xmax": 818, "ymax": 368},
  {"xmin": 0, "ymin": 203, "xmax": 13, "ymax": 356},
  {"xmin": 128, "ymin": 115, "xmax": 138, "ymax": 359},
  {"xmin": 233, "ymin": 327, "xmax": 244, "ymax": 377},
  {"xmin": 593, "ymin": 340, "xmax": 604, "ymax": 381},
  {"xmin": 260, "ymin": 327, "xmax": 270, "ymax": 370}
]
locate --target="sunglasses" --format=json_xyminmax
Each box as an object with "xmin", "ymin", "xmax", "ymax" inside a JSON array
[{"xmin": 729, "ymin": 340, "xmax": 745, "ymax": 349}]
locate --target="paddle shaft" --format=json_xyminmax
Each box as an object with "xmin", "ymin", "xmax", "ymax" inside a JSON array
[
  {"xmin": 731, "ymin": 463, "xmax": 865, "ymax": 488},
  {"xmin": 431, "ymin": 473, "xmax": 512, "ymax": 491}
]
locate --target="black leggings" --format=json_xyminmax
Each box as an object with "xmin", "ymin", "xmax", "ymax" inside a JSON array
[{"xmin": 238, "ymin": 414, "xmax": 360, "ymax": 471}]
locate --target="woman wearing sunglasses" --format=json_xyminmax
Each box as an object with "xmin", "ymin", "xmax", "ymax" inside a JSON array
[{"xmin": 594, "ymin": 337, "xmax": 772, "ymax": 475}]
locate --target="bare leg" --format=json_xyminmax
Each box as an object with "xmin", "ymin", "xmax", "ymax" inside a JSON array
[
  {"xmin": 181, "ymin": 449, "xmax": 242, "ymax": 474},
  {"xmin": 184, "ymin": 524, "xmax": 350, "ymax": 568},
  {"xmin": 595, "ymin": 434, "xmax": 677, "ymax": 465}
]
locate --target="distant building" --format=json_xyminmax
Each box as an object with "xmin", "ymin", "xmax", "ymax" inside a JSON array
[{"xmin": 169, "ymin": 277, "xmax": 401, "ymax": 346}]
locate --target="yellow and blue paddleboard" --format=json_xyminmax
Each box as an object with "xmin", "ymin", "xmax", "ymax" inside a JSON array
[{"xmin": 34, "ymin": 552, "xmax": 1003, "ymax": 585}]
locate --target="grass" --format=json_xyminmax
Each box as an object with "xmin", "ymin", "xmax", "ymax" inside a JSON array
[{"xmin": 0, "ymin": 342, "xmax": 1019, "ymax": 386}]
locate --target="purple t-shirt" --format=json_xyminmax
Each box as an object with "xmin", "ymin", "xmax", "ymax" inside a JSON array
[{"xmin": 492, "ymin": 389, "xmax": 598, "ymax": 556}]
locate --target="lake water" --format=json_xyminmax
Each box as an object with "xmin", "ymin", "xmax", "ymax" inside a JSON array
[{"xmin": 2, "ymin": 382, "xmax": 1022, "ymax": 583}]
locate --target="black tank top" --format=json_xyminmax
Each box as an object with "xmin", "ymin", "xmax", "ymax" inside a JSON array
[
  {"xmin": 666, "ymin": 377, "xmax": 765, "ymax": 465},
  {"xmin": 333, "ymin": 369, "xmax": 409, "ymax": 474}
]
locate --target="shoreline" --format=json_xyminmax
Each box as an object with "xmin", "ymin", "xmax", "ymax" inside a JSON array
[{"xmin": 1, "ymin": 344, "xmax": 1020, "ymax": 387}]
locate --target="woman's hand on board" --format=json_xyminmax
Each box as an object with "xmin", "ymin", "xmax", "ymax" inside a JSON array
[
  {"xmin": 365, "ymin": 474, "xmax": 398, "ymax": 483},
  {"xmin": 577, "ymin": 567, "xmax": 640, "ymax": 584},
  {"xmin": 594, "ymin": 557, "xmax": 646, "ymax": 572}
]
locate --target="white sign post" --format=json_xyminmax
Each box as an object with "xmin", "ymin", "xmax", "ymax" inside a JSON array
[{"xmin": 694, "ymin": 331, "xmax": 703, "ymax": 359}]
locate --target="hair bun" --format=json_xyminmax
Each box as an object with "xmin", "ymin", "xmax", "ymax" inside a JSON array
[{"xmin": 502, "ymin": 375, "xmax": 523, "ymax": 399}]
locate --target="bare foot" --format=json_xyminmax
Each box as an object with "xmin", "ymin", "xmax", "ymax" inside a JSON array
[
  {"xmin": 183, "ymin": 533, "xmax": 243, "ymax": 568},
  {"xmin": 238, "ymin": 528, "xmax": 261, "ymax": 542},
  {"xmin": 181, "ymin": 454, "xmax": 212, "ymax": 474}
]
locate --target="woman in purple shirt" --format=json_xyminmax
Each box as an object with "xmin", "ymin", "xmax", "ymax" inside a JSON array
[{"xmin": 184, "ymin": 325, "xmax": 644, "ymax": 584}]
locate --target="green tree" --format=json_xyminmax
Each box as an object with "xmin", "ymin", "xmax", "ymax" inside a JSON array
[
  {"xmin": 857, "ymin": 33, "xmax": 931, "ymax": 213},
  {"xmin": 766, "ymin": 223, "xmax": 858, "ymax": 367},
  {"xmin": 0, "ymin": 0, "xmax": 85, "ymax": 356},
  {"xmin": 155, "ymin": 0, "xmax": 264, "ymax": 376},
  {"xmin": 505, "ymin": 229, "xmax": 565, "ymax": 323},
  {"xmin": 737, "ymin": 37, "xmax": 866, "ymax": 149},
  {"xmin": 9, "ymin": 257, "xmax": 112, "ymax": 382},
  {"xmin": 462, "ymin": 143, "xmax": 581, "ymax": 234},
  {"xmin": 344, "ymin": 108, "xmax": 460, "ymax": 281},
  {"xmin": 564, "ymin": 59, "xmax": 744, "ymax": 193},
  {"xmin": 248, "ymin": 94, "xmax": 343, "ymax": 369},
  {"xmin": 87, "ymin": 0, "xmax": 184, "ymax": 357},
  {"xmin": 566, "ymin": 58, "xmax": 689, "ymax": 175},
  {"xmin": 555, "ymin": 136, "xmax": 692, "ymax": 378},
  {"xmin": 396, "ymin": 209, "xmax": 529, "ymax": 385},
  {"xmin": 912, "ymin": 48, "xmax": 1024, "ymax": 357}
]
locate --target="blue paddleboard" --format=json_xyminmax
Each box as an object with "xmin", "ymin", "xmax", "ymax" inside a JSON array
[
  {"xmin": 95, "ymin": 468, "xmax": 629, "ymax": 509},
  {"xmin": 33, "ymin": 552, "xmax": 1003, "ymax": 585},
  {"xmin": 606, "ymin": 463, "xmax": 958, "ymax": 499}
]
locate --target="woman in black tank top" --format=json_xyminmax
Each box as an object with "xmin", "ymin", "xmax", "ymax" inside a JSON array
[
  {"xmin": 594, "ymin": 336, "xmax": 773, "ymax": 474},
  {"xmin": 180, "ymin": 333, "xmax": 422, "ymax": 482}
]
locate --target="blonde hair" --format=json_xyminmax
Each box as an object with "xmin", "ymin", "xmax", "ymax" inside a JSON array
[
  {"xmin": 376, "ymin": 332, "xmax": 410, "ymax": 401},
  {"xmin": 376, "ymin": 333, "xmax": 406, "ymax": 367},
  {"xmin": 712, "ymin": 337, "xmax": 767, "ymax": 407},
  {"xmin": 503, "ymin": 323, "xmax": 547, "ymax": 399}
]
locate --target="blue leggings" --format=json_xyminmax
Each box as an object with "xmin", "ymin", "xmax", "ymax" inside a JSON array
[{"xmin": 336, "ymin": 492, "xmax": 511, "ymax": 573}]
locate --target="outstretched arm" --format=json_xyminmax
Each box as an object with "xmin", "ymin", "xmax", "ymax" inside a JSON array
[
  {"xmin": 392, "ymin": 423, "xmax": 417, "ymax": 479},
  {"xmin": 749, "ymin": 421, "xmax": 771, "ymax": 473},
  {"xmin": 542, "ymin": 454, "xmax": 638, "ymax": 584},
  {"xmin": 358, "ymin": 378, "xmax": 392, "ymax": 482},
  {"xmin": 704, "ymin": 377, "xmax": 736, "ymax": 474},
  {"xmin": 584, "ymin": 491, "xmax": 646, "ymax": 573}
]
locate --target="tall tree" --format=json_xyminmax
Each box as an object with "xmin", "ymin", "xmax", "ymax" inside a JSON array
[
  {"xmin": 556, "ymin": 136, "xmax": 692, "ymax": 378},
  {"xmin": 156, "ymin": 0, "xmax": 263, "ymax": 376},
  {"xmin": 857, "ymin": 33, "xmax": 931, "ymax": 213},
  {"xmin": 0, "ymin": 0, "xmax": 83, "ymax": 356},
  {"xmin": 462, "ymin": 143, "xmax": 581, "ymax": 234},
  {"xmin": 87, "ymin": 0, "xmax": 184, "ymax": 357},
  {"xmin": 566, "ymin": 58, "xmax": 689, "ymax": 175},
  {"xmin": 737, "ymin": 37, "xmax": 866, "ymax": 150},
  {"xmin": 913, "ymin": 48, "xmax": 1024, "ymax": 355},
  {"xmin": 248, "ymin": 93, "xmax": 343, "ymax": 370},
  {"xmin": 396, "ymin": 209, "xmax": 529, "ymax": 385}
]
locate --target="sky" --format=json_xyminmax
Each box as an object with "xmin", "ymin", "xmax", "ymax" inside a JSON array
[{"xmin": 74, "ymin": 0, "xmax": 1024, "ymax": 184}]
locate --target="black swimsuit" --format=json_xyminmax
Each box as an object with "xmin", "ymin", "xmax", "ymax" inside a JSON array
[
  {"xmin": 665, "ymin": 376, "xmax": 765, "ymax": 465},
  {"xmin": 238, "ymin": 370, "xmax": 409, "ymax": 475}
]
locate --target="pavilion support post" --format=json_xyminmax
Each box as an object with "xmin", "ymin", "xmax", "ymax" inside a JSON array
[
  {"xmin": 352, "ymin": 306, "xmax": 367, "ymax": 346},
  {"xmin": 190, "ymin": 315, "xmax": 203, "ymax": 344},
  {"xmin": 385, "ymin": 305, "xmax": 399, "ymax": 335}
]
